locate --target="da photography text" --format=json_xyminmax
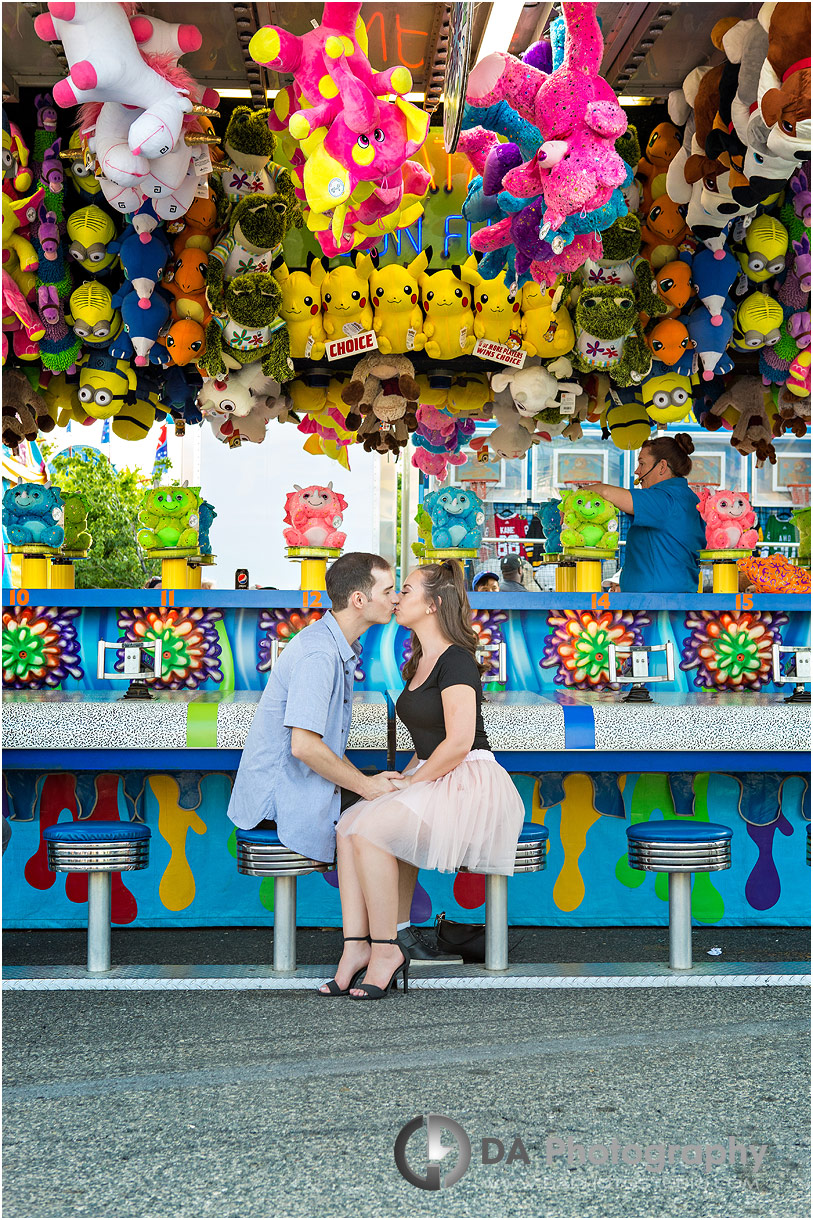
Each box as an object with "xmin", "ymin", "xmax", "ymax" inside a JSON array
[{"xmin": 393, "ymin": 1116, "xmax": 768, "ymax": 1190}]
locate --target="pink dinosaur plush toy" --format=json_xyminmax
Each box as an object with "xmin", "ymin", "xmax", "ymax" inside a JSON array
[
  {"xmin": 283, "ymin": 483, "xmax": 348, "ymax": 549},
  {"xmin": 696, "ymin": 488, "xmax": 759, "ymax": 550},
  {"xmin": 466, "ymin": 2, "xmax": 627, "ymax": 234}
]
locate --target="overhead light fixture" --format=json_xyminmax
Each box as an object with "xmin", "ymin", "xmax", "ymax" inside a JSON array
[
  {"xmin": 617, "ymin": 95, "xmax": 656, "ymax": 106},
  {"xmin": 477, "ymin": 0, "xmax": 527, "ymax": 62},
  {"xmin": 217, "ymin": 88, "xmax": 253, "ymax": 98}
]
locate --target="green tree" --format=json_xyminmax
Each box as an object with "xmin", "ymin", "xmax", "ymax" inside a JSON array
[{"xmin": 41, "ymin": 444, "xmax": 174, "ymax": 589}]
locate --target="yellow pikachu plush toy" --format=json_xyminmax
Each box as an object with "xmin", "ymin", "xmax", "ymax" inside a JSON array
[
  {"xmin": 370, "ymin": 250, "xmax": 428, "ymax": 355},
  {"xmin": 273, "ymin": 255, "xmax": 326, "ymax": 359},
  {"xmin": 520, "ymin": 280, "xmax": 576, "ymax": 359},
  {"xmin": 470, "ymin": 264, "xmax": 523, "ymax": 347},
  {"xmin": 419, "ymin": 257, "xmax": 479, "ymax": 360},
  {"xmin": 320, "ymin": 252, "xmax": 374, "ymax": 340}
]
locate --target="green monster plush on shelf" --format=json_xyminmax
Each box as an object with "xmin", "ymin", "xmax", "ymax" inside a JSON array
[
  {"xmin": 137, "ymin": 485, "xmax": 202, "ymax": 552},
  {"xmin": 200, "ymin": 272, "xmax": 293, "ymax": 382},
  {"xmin": 61, "ymin": 493, "xmax": 91, "ymax": 553},
  {"xmin": 559, "ymin": 488, "xmax": 619, "ymax": 552},
  {"xmin": 792, "ymin": 507, "xmax": 811, "ymax": 564}
]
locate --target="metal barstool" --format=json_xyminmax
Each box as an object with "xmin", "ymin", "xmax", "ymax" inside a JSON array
[
  {"xmin": 43, "ymin": 821, "xmax": 151, "ymax": 973},
  {"xmin": 236, "ymin": 826, "xmax": 330, "ymax": 972},
  {"xmin": 482, "ymin": 823, "xmax": 548, "ymax": 972},
  {"xmin": 626, "ymin": 820, "xmax": 732, "ymax": 970}
]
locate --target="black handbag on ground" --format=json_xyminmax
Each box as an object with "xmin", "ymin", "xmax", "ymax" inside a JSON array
[{"xmin": 435, "ymin": 911, "xmax": 485, "ymax": 963}]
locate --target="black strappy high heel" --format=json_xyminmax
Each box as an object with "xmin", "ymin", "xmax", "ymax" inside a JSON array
[
  {"xmin": 348, "ymin": 936, "xmax": 409, "ymax": 1001},
  {"xmin": 317, "ymin": 936, "xmax": 370, "ymax": 997}
]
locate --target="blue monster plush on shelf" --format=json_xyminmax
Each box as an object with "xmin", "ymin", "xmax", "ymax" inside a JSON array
[
  {"xmin": 198, "ymin": 500, "xmax": 217, "ymax": 556},
  {"xmin": 538, "ymin": 499, "xmax": 563, "ymax": 553},
  {"xmin": 2, "ymin": 482, "xmax": 65, "ymax": 547},
  {"xmin": 423, "ymin": 487, "xmax": 485, "ymax": 550}
]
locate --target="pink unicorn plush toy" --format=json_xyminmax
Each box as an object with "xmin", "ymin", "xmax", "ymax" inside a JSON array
[
  {"xmin": 696, "ymin": 488, "xmax": 759, "ymax": 550},
  {"xmin": 283, "ymin": 483, "xmax": 348, "ymax": 550}
]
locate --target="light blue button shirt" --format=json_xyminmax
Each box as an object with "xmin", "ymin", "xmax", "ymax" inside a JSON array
[{"xmin": 227, "ymin": 612, "xmax": 360, "ymax": 862}]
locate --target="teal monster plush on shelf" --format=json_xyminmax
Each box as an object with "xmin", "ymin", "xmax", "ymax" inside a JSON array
[
  {"xmin": 137, "ymin": 485, "xmax": 202, "ymax": 552},
  {"xmin": 200, "ymin": 272, "xmax": 293, "ymax": 382},
  {"xmin": 61, "ymin": 493, "xmax": 91, "ymax": 553},
  {"xmin": 559, "ymin": 488, "xmax": 619, "ymax": 551},
  {"xmin": 198, "ymin": 500, "xmax": 217, "ymax": 556},
  {"xmin": 572, "ymin": 285, "xmax": 653, "ymax": 386},
  {"xmin": 2, "ymin": 482, "xmax": 65, "ymax": 548},
  {"xmin": 423, "ymin": 487, "xmax": 485, "ymax": 550},
  {"xmin": 792, "ymin": 507, "xmax": 811, "ymax": 564}
]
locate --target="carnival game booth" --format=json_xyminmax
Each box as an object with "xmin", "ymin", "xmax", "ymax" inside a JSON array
[{"xmin": 2, "ymin": 2, "xmax": 810, "ymax": 958}]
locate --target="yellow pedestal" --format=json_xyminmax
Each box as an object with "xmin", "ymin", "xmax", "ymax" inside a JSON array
[
  {"xmin": 287, "ymin": 547, "xmax": 341, "ymax": 593},
  {"xmin": 556, "ymin": 562, "xmax": 576, "ymax": 592},
  {"xmin": 7, "ymin": 546, "xmax": 58, "ymax": 588},
  {"xmin": 49, "ymin": 558, "xmax": 75, "ymax": 589},
  {"xmin": 699, "ymin": 549, "xmax": 752, "ymax": 595},
  {"xmin": 575, "ymin": 558, "xmax": 603, "ymax": 593},
  {"xmin": 161, "ymin": 556, "xmax": 190, "ymax": 589},
  {"xmin": 186, "ymin": 562, "xmax": 202, "ymax": 590}
]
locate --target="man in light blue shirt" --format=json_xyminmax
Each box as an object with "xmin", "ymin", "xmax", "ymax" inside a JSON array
[{"xmin": 228, "ymin": 553, "xmax": 400, "ymax": 862}]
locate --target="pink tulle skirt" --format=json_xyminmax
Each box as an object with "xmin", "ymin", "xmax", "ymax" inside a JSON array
[{"xmin": 337, "ymin": 751, "xmax": 525, "ymax": 875}]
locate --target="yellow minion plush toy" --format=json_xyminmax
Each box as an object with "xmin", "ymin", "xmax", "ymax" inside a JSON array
[
  {"xmin": 66, "ymin": 206, "xmax": 118, "ymax": 276},
  {"xmin": 736, "ymin": 216, "xmax": 789, "ymax": 284},
  {"xmin": 68, "ymin": 282, "xmax": 122, "ymax": 347},
  {"xmin": 641, "ymin": 370, "xmax": 694, "ymax": 425},
  {"xmin": 77, "ymin": 351, "xmax": 137, "ymax": 420},
  {"xmin": 731, "ymin": 292, "xmax": 784, "ymax": 351}
]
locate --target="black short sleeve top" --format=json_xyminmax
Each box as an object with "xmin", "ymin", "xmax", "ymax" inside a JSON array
[{"xmin": 395, "ymin": 645, "xmax": 490, "ymax": 760}]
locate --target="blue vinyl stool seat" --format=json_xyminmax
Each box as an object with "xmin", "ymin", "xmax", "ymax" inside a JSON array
[
  {"xmin": 626, "ymin": 819, "xmax": 732, "ymax": 970},
  {"xmin": 461, "ymin": 822, "xmax": 549, "ymax": 972},
  {"xmin": 235, "ymin": 825, "xmax": 329, "ymax": 972},
  {"xmin": 42, "ymin": 821, "xmax": 151, "ymax": 973}
]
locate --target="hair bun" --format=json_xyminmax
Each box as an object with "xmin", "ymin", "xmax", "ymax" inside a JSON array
[{"xmin": 675, "ymin": 433, "xmax": 694, "ymax": 455}]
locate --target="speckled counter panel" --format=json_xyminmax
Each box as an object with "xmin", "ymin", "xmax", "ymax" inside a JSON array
[
  {"xmin": 215, "ymin": 693, "xmax": 388, "ymax": 750},
  {"xmin": 390, "ymin": 692, "xmax": 567, "ymax": 752},
  {"xmin": 588, "ymin": 700, "xmax": 810, "ymax": 753},
  {"xmin": 2, "ymin": 693, "xmax": 189, "ymax": 750}
]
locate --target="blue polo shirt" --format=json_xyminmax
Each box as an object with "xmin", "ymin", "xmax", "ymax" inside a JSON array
[
  {"xmin": 227, "ymin": 613, "xmax": 360, "ymax": 862},
  {"xmin": 619, "ymin": 477, "xmax": 706, "ymax": 593}
]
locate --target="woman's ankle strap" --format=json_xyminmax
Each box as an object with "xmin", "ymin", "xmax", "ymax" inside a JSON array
[
  {"xmin": 343, "ymin": 935, "xmax": 370, "ymax": 942},
  {"xmin": 370, "ymin": 937, "xmax": 399, "ymax": 944}
]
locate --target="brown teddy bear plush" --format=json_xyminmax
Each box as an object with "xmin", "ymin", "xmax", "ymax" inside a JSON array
[
  {"xmin": 708, "ymin": 375, "xmax": 777, "ymax": 466},
  {"xmin": 341, "ymin": 353, "xmax": 420, "ymax": 455},
  {"xmin": 2, "ymin": 368, "xmax": 56, "ymax": 449}
]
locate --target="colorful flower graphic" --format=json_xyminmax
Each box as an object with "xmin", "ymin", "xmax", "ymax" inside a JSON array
[
  {"xmin": 2, "ymin": 605, "xmax": 83, "ymax": 689},
  {"xmin": 116, "ymin": 607, "xmax": 223, "ymax": 690},
  {"xmin": 680, "ymin": 610, "xmax": 788, "ymax": 691},
  {"xmin": 257, "ymin": 609, "xmax": 366, "ymax": 680},
  {"xmin": 541, "ymin": 609, "xmax": 651, "ymax": 690}
]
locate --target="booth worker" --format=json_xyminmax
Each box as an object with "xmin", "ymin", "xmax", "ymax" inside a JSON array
[{"xmin": 579, "ymin": 434, "xmax": 706, "ymax": 593}]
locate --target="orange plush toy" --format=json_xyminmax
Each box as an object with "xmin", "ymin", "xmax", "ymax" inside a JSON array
[
  {"xmin": 636, "ymin": 121, "xmax": 682, "ymax": 212},
  {"xmin": 168, "ymin": 192, "xmax": 220, "ymax": 259},
  {"xmin": 646, "ymin": 318, "xmax": 695, "ymax": 366},
  {"xmin": 162, "ymin": 248, "xmax": 212, "ymax": 328},
  {"xmin": 653, "ymin": 259, "xmax": 695, "ymax": 318},
  {"xmin": 162, "ymin": 318, "xmax": 207, "ymax": 367},
  {"xmin": 640, "ymin": 195, "xmax": 689, "ymax": 268}
]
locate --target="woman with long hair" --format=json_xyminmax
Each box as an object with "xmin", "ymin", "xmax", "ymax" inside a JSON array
[
  {"xmin": 318, "ymin": 559, "xmax": 525, "ymax": 1001},
  {"xmin": 576, "ymin": 433, "xmax": 706, "ymax": 593}
]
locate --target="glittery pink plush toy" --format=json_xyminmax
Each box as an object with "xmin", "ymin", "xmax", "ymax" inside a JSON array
[
  {"xmin": 466, "ymin": 2, "xmax": 627, "ymax": 233},
  {"xmin": 696, "ymin": 488, "xmax": 759, "ymax": 550}
]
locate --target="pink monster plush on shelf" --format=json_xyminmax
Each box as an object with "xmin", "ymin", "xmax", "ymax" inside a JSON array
[
  {"xmin": 283, "ymin": 483, "xmax": 348, "ymax": 549},
  {"xmin": 696, "ymin": 488, "xmax": 759, "ymax": 550}
]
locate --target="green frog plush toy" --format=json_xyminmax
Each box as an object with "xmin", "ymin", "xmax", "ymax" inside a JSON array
[
  {"xmin": 199, "ymin": 272, "xmax": 293, "ymax": 383},
  {"xmin": 559, "ymin": 488, "xmax": 619, "ymax": 552},
  {"xmin": 137, "ymin": 485, "xmax": 202, "ymax": 552}
]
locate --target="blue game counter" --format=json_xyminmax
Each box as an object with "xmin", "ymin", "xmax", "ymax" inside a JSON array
[{"xmin": 2, "ymin": 589, "xmax": 810, "ymax": 931}]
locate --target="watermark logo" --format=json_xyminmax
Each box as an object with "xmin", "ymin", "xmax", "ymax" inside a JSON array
[{"xmin": 394, "ymin": 1115, "xmax": 472, "ymax": 1190}]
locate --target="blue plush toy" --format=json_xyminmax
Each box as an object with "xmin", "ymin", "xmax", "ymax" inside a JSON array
[
  {"xmin": 2, "ymin": 482, "xmax": 65, "ymax": 548},
  {"xmin": 198, "ymin": 500, "xmax": 217, "ymax": 556},
  {"xmin": 423, "ymin": 487, "xmax": 485, "ymax": 550},
  {"xmin": 110, "ymin": 286, "xmax": 171, "ymax": 367},
  {"xmin": 161, "ymin": 365, "xmax": 204, "ymax": 425},
  {"xmin": 538, "ymin": 499, "xmax": 563, "ymax": 553},
  {"xmin": 686, "ymin": 247, "xmax": 738, "ymax": 324},
  {"xmin": 108, "ymin": 226, "xmax": 170, "ymax": 304},
  {"xmin": 676, "ymin": 305, "xmax": 735, "ymax": 381}
]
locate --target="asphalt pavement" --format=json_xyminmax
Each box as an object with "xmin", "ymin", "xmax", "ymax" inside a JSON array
[{"xmin": 2, "ymin": 927, "xmax": 810, "ymax": 1218}]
